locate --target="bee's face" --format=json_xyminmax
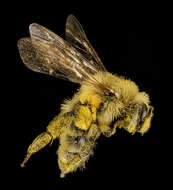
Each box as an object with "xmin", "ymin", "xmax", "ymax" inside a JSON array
[
  {"xmin": 136, "ymin": 104, "xmax": 154, "ymax": 135},
  {"xmin": 123, "ymin": 103, "xmax": 154, "ymax": 135}
]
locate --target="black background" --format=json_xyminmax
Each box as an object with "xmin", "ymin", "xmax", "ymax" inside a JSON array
[{"xmin": 4, "ymin": 1, "xmax": 164, "ymax": 189}]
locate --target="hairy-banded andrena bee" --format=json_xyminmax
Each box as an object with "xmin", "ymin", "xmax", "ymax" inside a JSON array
[{"xmin": 18, "ymin": 15, "xmax": 154, "ymax": 178}]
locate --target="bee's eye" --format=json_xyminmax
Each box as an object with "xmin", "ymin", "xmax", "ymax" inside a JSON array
[
  {"xmin": 141, "ymin": 104, "xmax": 148, "ymax": 120},
  {"xmin": 137, "ymin": 104, "xmax": 148, "ymax": 128},
  {"xmin": 141, "ymin": 110, "xmax": 147, "ymax": 121}
]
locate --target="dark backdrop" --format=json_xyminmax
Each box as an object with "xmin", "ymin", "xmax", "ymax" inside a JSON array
[{"xmin": 4, "ymin": 2, "xmax": 163, "ymax": 189}]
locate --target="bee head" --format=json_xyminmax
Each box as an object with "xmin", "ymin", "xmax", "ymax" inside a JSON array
[
  {"xmin": 136, "ymin": 103, "xmax": 154, "ymax": 135},
  {"xmin": 124, "ymin": 92, "xmax": 154, "ymax": 135}
]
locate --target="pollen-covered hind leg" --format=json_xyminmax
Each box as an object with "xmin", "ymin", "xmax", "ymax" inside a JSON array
[{"xmin": 21, "ymin": 132, "xmax": 53, "ymax": 167}]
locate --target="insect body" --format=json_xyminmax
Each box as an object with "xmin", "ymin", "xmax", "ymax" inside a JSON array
[{"xmin": 18, "ymin": 15, "xmax": 153, "ymax": 178}]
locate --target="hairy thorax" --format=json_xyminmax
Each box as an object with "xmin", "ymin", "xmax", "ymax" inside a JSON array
[{"xmin": 79, "ymin": 72, "xmax": 139, "ymax": 126}]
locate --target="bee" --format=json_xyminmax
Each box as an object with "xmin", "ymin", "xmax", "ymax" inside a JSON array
[{"xmin": 18, "ymin": 15, "xmax": 154, "ymax": 178}]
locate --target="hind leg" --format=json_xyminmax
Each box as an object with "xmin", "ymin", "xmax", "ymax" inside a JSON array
[
  {"xmin": 21, "ymin": 132, "xmax": 53, "ymax": 167},
  {"xmin": 21, "ymin": 115, "xmax": 65, "ymax": 167}
]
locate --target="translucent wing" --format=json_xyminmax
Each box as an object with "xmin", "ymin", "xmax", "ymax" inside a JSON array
[
  {"xmin": 18, "ymin": 23, "xmax": 102, "ymax": 84},
  {"xmin": 18, "ymin": 37, "xmax": 71, "ymax": 81},
  {"xmin": 66, "ymin": 15, "xmax": 106, "ymax": 72}
]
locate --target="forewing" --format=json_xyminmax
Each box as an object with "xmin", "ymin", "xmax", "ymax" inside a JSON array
[
  {"xmin": 18, "ymin": 23, "xmax": 100, "ymax": 84},
  {"xmin": 66, "ymin": 15, "xmax": 106, "ymax": 72},
  {"xmin": 18, "ymin": 38, "xmax": 66, "ymax": 80}
]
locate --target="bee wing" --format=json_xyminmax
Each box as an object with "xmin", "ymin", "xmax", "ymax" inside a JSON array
[
  {"xmin": 18, "ymin": 23, "xmax": 101, "ymax": 84},
  {"xmin": 66, "ymin": 15, "xmax": 106, "ymax": 72},
  {"xmin": 18, "ymin": 37, "xmax": 67, "ymax": 80}
]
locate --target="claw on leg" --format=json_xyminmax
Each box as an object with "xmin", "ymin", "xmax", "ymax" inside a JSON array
[
  {"xmin": 60, "ymin": 173, "xmax": 65, "ymax": 178},
  {"xmin": 21, "ymin": 154, "xmax": 31, "ymax": 167}
]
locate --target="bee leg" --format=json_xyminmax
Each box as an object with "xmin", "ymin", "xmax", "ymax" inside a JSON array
[
  {"xmin": 79, "ymin": 124, "xmax": 100, "ymax": 159},
  {"xmin": 99, "ymin": 125, "xmax": 116, "ymax": 137},
  {"xmin": 21, "ymin": 132, "xmax": 53, "ymax": 167},
  {"xmin": 86, "ymin": 124, "xmax": 101, "ymax": 143}
]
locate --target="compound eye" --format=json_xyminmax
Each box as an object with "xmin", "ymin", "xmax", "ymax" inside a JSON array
[
  {"xmin": 137, "ymin": 104, "xmax": 148, "ymax": 128},
  {"xmin": 141, "ymin": 109, "xmax": 147, "ymax": 121}
]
